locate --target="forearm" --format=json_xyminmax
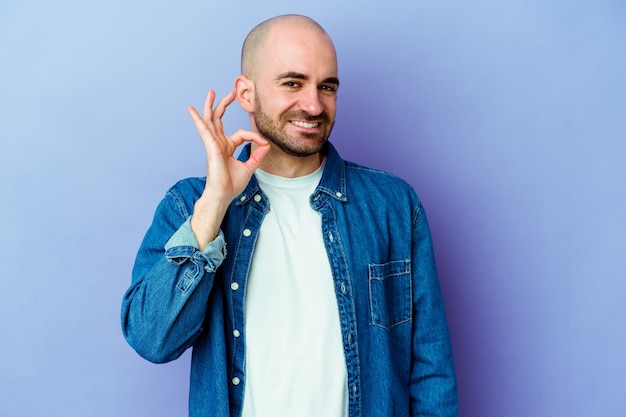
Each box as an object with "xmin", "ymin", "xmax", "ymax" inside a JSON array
[{"xmin": 190, "ymin": 194, "xmax": 232, "ymax": 251}]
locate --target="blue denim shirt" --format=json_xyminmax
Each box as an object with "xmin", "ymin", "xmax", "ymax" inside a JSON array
[{"xmin": 121, "ymin": 143, "xmax": 458, "ymax": 417}]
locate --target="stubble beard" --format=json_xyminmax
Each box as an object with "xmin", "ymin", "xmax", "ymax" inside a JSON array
[{"xmin": 253, "ymin": 96, "xmax": 333, "ymax": 158}]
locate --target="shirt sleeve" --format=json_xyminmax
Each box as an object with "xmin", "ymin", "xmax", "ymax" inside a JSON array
[
  {"xmin": 164, "ymin": 217, "xmax": 226, "ymax": 272},
  {"xmin": 410, "ymin": 202, "xmax": 459, "ymax": 416},
  {"xmin": 121, "ymin": 189, "xmax": 227, "ymax": 364}
]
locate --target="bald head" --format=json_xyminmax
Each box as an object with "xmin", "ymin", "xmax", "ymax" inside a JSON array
[{"xmin": 241, "ymin": 15, "xmax": 334, "ymax": 79}]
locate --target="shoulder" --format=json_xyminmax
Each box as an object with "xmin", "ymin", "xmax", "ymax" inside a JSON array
[
  {"xmin": 158, "ymin": 177, "xmax": 206, "ymax": 218},
  {"xmin": 341, "ymin": 160, "xmax": 429, "ymax": 231},
  {"xmin": 343, "ymin": 160, "xmax": 419, "ymax": 200},
  {"xmin": 166, "ymin": 176, "xmax": 206, "ymax": 197}
]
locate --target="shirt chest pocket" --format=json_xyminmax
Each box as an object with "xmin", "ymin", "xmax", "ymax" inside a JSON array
[{"xmin": 368, "ymin": 259, "xmax": 412, "ymax": 330}]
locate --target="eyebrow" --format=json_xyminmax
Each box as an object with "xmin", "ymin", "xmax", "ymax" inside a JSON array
[{"xmin": 276, "ymin": 71, "xmax": 340, "ymax": 86}]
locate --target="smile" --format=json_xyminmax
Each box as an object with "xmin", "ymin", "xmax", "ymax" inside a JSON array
[{"xmin": 291, "ymin": 120, "xmax": 320, "ymax": 129}]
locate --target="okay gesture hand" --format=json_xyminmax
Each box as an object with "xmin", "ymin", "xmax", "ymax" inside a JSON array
[{"xmin": 187, "ymin": 90, "xmax": 270, "ymax": 250}]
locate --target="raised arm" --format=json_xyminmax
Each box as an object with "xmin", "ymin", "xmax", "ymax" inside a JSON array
[{"xmin": 121, "ymin": 90, "xmax": 269, "ymax": 363}]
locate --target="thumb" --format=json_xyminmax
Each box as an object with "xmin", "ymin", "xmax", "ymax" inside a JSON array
[{"xmin": 244, "ymin": 142, "xmax": 271, "ymax": 173}]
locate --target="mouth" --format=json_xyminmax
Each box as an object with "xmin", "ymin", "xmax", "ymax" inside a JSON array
[{"xmin": 291, "ymin": 120, "xmax": 320, "ymax": 129}]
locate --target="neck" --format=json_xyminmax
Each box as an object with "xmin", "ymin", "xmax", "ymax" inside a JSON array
[{"xmin": 252, "ymin": 143, "xmax": 323, "ymax": 178}]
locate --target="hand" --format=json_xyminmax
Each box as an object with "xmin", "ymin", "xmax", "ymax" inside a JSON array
[{"xmin": 187, "ymin": 90, "xmax": 270, "ymax": 249}]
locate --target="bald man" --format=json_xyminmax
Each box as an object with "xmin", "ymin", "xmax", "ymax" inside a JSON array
[{"xmin": 122, "ymin": 15, "xmax": 458, "ymax": 417}]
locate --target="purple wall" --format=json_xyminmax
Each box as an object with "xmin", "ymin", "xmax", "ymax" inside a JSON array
[{"xmin": 1, "ymin": 1, "xmax": 625, "ymax": 416}]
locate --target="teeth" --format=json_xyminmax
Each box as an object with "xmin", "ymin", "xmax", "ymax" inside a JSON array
[{"xmin": 292, "ymin": 121, "xmax": 319, "ymax": 128}]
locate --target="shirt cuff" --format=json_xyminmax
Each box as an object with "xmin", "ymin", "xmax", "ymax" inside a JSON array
[{"xmin": 164, "ymin": 217, "xmax": 226, "ymax": 269}]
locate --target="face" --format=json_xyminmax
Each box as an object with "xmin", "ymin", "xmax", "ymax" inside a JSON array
[
  {"xmin": 253, "ymin": 94, "xmax": 334, "ymax": 157},
  {"xmin": 250, "ymin": 24, "xmax": 339, "ymax": 158}
]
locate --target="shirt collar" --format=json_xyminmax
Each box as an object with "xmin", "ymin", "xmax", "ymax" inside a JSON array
[{"xmin": 236, "ymin": 142, "xmax": 348, "ymax": 205}]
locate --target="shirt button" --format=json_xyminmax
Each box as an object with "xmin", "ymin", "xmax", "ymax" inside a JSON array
[
  {"xmin": 243, "ymin": 229, "xmax": 251, "ymax": 237},
  {"xmin": 232, "ymin": 377, "xmax": 241, "ymax": 386},
  {"xmin": 233, "ymin": 329, "xmax": 241, "ymax": 338},
  {"xmin": 254, "ymin": 194, "xmax": 262, "ymax": 202},
  {"xmin": 231, "ymin": 282, "xmax": 239, "ymax": 291},
  {"xmin": 239, "ymin": 195, "xmax": 246, "ymax": 202}
]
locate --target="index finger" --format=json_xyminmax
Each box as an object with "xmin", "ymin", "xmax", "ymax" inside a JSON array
[{"xmin": 203, "ymin": 90, "xmax": 236, "ymax": 122}]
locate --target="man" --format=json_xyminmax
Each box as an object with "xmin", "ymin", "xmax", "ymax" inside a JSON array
[{"xmin": 122, "ymin": 14, "xmax": 458, "ymax": 417}]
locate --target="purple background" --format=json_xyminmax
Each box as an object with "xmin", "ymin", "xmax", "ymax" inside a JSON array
[{"xmin": 1, "ymin": 1, "xmax": 625, "ymax": 416}]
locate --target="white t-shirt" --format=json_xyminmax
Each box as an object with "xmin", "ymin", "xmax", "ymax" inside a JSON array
[{"xmin": 242, "ymin": 162, "xmax": 347, "ymax": 417}]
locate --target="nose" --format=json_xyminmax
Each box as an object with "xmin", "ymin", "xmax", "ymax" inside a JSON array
[{"xmin": 298, "ymin": 86, "xmax": 324, "ymax": 116}]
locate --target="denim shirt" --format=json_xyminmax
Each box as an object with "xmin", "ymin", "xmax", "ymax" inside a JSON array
[{"xmin": 121, "ymin": 143, "xmax": 458, "ymax": 417}]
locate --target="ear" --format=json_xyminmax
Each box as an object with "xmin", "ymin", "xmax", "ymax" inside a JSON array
[{"xmin": 234, "ymin": 75, "xmax": 255, "ymax": 113}]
